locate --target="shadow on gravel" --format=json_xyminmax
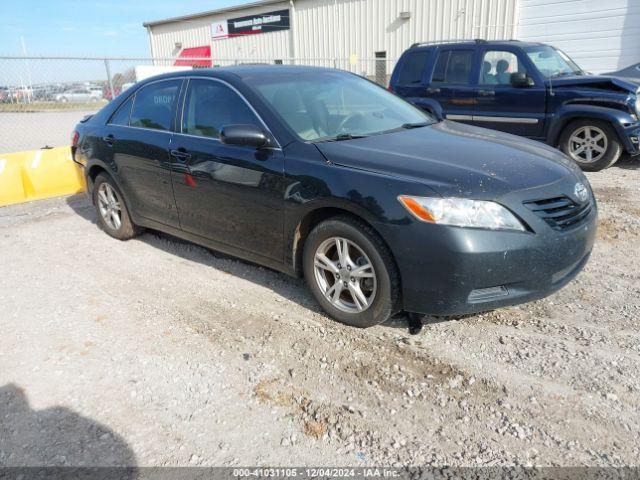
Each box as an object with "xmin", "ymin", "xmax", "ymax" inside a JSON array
[
  {"xmin": 614, "ymin": 155, "xmax": 639, "ymax": 171},
  {"xmin": 0, "ymin": 383, "xmax": 137, "ymax": 469},
  {"xmin": 65, "ymin": 194, "xmax": 425, "ymax": 333}
]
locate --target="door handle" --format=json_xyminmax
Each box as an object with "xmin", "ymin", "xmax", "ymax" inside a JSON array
[
  {"xmin": 102, "ymin": 134, "xmax": 115, "ymax": 146},
  {"xmin": 426, "ymin": 87, "xmax": 441, "ymax": 94},
  {"xmin": 478, "ymin": 90, "xmax": 496, "ymax": 97},
  {"xmin": 170, "ymin": 149, "xmax": 191, "ymax": 162}
]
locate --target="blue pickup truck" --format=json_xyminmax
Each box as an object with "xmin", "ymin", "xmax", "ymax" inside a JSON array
[{"xmin": 389, "ymin": 40, "xmax": 640, "ymax": 171}]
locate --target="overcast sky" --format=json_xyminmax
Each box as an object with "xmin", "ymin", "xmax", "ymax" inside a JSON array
[{"xmin": 0, "ymin": 0, "xmax": 252, "ymax": 57}]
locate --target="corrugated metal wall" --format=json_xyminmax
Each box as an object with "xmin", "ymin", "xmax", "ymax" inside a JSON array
[
  {"xmin": 293, "ymin": 0, "xmax": 517, "ymax": 61},
  {"xmin": 148, "ymin": 1, "xmax": 291, "ymax": 62},
  {"xmin": 516, "ymin": 0, "xmax": 640, "ymax": 73},
  {"xmin": 148, "ymin": 0, "xmax": 518, "ymax": 66}
]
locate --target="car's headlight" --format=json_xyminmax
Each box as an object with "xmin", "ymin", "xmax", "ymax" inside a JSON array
[
  {"xmin": 635, "ymin": 95, "xmax": 640, "ymax": 116},
  {"xmin": 398, "ymin": 195, "xmax": 526, "ymax": 231}
]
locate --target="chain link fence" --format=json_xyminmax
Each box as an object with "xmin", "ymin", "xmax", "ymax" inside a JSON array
[{"xmin": 0, "ymin": 56, "xmax": 396, "ymax": 153}]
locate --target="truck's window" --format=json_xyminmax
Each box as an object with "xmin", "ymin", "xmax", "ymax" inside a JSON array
[
  {"xmin": 432, "ymin": 50, "xmax": 473, "ymax": 85},
  {"xmin": 524, "ymin": 45, "xmax": 582, "ymax": 78},
  {"xmin": 481, "ymin": 51, "xmax": 527, "ymax": 85},
  {"xmin": 398, "ymin": 51, "xmax": 429, "ymax": 84},
  {"xmin": 130, "ymin": 80, "xmax": 181, "ymax": 131}
]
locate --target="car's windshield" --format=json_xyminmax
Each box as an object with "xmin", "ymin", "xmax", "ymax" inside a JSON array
[
  {"xmin": 524, "ymin": 45, "xmax": 583, "ymax": 79},
  {"xmin": 246, "ymin": 71, "xmax": 434, "ymax": 142}
]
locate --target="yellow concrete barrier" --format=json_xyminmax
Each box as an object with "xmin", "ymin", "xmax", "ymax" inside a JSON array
[{"xmin": 0, "ymin": 146, "xmax": 86, "ymax": 207}]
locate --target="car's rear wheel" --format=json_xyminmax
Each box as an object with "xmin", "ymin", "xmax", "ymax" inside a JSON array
[
  {"xmin": 559, "ymin": 119, "xmax": 622, "ymax": 171},
  {"xmin": 93, "ymin": 173, "xmax": 141, "ymax": 240},
  {"xmin": 303, "ymin": 215, "xmax": 400, "ymax": 328}
]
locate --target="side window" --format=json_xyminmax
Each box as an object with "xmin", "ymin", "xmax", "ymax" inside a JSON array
[
  {"xmin": 481, "ymin": 51, "xmax": 527, "ymax": 85},
  {"xmin": 431, "ymin": 50, "xmax": 473, "ymax": 85},
  {"xmin": 182, "ymin": 79, "xmax": 260, "ymax": 138},
  {"xmin": 130, "ymin": 80, "xmax": 181, "ymax": 131},
  {"xmin": 108, "ymin": 96, "xmax": 134, "ymax": 126},
  {"xmin": 398, "ymin": 50, "xmax": 430, "ymax": 84}
]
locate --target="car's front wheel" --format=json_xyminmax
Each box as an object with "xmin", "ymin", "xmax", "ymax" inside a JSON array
[
  {"xmin": 303, "ymin": 216, "xmax": 400, "ymax": 328},
  {"xmin": 93, "ymin": 173, "xmax": 141, "ymax": 240},
  {"xmin": 559, "ymin": 119, "xmax": 622, "ymax": 171}
]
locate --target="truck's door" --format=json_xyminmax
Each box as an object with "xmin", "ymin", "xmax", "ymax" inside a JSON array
[
  {"xmin": 473, "ymin": 47, "xmax": 546, "ymax": 138},
  {"xmin": 426, "ymin": 47, "xmax": 477, "ymax": 124},
  {"xmin": 391, "ymin": 48, "xmax": 436, "ymax": 115}
]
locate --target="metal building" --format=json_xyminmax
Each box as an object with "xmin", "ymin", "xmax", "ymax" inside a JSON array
[
  {"xmin": 144, "ymin": 0, "xmax": 639, "ymax": 75},
  {"xmin": 144, "ymin": 0, "xmax": 518, "ymax": 78}
]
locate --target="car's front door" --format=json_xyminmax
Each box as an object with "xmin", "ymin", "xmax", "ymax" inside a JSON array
[
  {"xmin": 473, "ymin": 48, "xmax": 546, "ymax": 138},
  {"xmin": 170, "ymin": 78, "xmax": 285, "ymax": 261},
  {"xmin": 101, "ymin": 79, "xmax": 182, "ymax": 227},
  {"xmin": 427, "ymin": 47, "xmax": 477, "ymax": 124}
]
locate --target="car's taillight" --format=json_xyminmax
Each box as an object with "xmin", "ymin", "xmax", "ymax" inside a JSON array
[
  {"xmin": 71, "ymin": 130, "xmax": 79, "ymax": 147},
  {"xmin": 387, "ymin": 85, "xmax": 393, "ymax": 92}
]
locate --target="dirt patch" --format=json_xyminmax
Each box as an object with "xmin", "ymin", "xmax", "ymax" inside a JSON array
[{"xmin": 0, "ymin": 161, "xmax": 639, "ymax": 466}]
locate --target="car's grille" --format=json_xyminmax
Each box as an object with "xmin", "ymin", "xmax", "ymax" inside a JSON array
[{"xmin": 523, "ymin": 196, "xmax": 592, "ymax": 231}]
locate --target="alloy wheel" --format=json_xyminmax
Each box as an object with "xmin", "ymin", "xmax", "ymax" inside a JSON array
[
  {"xmin": 313, "ymin": 237, "xmax": 377, "ymax": 313},
  {"xmin": 97, "ymin": 182, "xmax": 122, "ymax": 231},
  {"xmin": 568, "ymin": 126, "xmax": 608, "ymax": 164}
]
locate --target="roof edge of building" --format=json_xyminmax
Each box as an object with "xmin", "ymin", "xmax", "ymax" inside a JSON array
[{"xmin": 143, "ymin": 0, "xmax": 287, "ymax": 28}]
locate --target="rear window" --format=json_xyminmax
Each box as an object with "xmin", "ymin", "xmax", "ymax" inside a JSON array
[
  {"xmin": 432, "ymin": 50, "xmax": 473, "ymax": 85},
  {"xmin": 397, "ymin": 50, "xmax": 430, "ymax": 84},
  {"xmin": 130, "ymin": 80, "xmax": 181, "ymax": 131},
  {"xmin": 109, "ymin": 96, "xmax": 134, "ymax": 126}
]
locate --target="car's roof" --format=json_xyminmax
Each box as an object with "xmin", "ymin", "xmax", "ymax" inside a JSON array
[
  {"xmin": 144, "ymin": 64, "xmax": 340, "ymax": 83},
  {"xmin": 410, "ymin": 40, "xmax": 546, "ymax": 50}
]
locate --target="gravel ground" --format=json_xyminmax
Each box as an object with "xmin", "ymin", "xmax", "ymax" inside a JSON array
[
  {"xmin": 0, "ymin": 157, "xmax": 639, "ymax": 467},
  {"xmin": 0, "ymin": 110, "xmax": 96, "ymax": 153}
]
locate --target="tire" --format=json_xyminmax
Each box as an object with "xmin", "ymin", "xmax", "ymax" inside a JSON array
[
  {"xmin": 92, "ymin": 173, "xmax": 142, "ymax": 240},
  {"xmin": 303, "ymin": 215, "xmax": 400, "ymax": 328},
  {"xmin": 559, "ymin": 119, "xmax": 622, "ymax": 171}
]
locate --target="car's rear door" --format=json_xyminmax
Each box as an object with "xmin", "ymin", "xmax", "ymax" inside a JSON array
[
  {"xmin": 100, "ymin": 79, "xmax": 182, "ymax": 227},
  {"xmin": 427, "ymin": 47, "xmax": 477, "ymax": 123},
  {"xmin": 473, "ymin": 47, "xmax": 546, "ymax": 138},
  {"xmin": 169, "ymin": 77, "xmax": 285, "ymax": 261}
]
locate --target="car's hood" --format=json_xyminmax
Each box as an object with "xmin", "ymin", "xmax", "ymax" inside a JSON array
[
  {"xmin": 315, "ymin": 121, "xmax": 583, "ymax": 200},
  {"xmin": 548, "ymin": 74, "xmax": 640, "ymax": 93}
]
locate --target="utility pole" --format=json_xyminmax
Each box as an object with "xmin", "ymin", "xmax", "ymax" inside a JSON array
[{"xmin": 20, "ymin": 36, "xmax": 33, "ymax": 103}]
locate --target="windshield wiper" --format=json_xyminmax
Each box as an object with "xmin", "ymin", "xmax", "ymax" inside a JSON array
[
  {"xmin": 550, "ymin": 71, "xmax": 575, "ymax": 78},
  {"xmin": 319, "ymin": 133, "xmax": 369, "ymax": 142},
  {"xmin": 401, "ymin": 121, "xmax": 431, "ymax": 129}
]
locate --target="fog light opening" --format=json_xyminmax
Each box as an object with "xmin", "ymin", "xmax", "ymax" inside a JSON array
[{"xmin": 468, "ymin": 286, "xmax": 509, "ymax": 302}]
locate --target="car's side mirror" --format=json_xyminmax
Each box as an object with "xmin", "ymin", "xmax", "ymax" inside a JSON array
[
  {"xmin": 220, "ymin": 124, "xmax": 269, "ymax": 149},
  {"xmin": 510, "ymin": 72, "xmax": 535, "ymax": 88}
]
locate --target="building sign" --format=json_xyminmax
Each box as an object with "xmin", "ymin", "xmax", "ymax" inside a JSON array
[
  {"xmin": 212, "ymin": 21, "xmax": 228, "ymax": 39},
  {"xmin": 227, "ymin": 9, "xmax": 290, "ymax": 36}
]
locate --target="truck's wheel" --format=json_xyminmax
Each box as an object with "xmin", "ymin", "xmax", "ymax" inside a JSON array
[{"xmin": 559, "ymin": 119, "xmax": 622, "ymax": 171}]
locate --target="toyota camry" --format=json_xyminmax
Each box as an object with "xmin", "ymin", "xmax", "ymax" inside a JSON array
[{"xmin": 72, "ymin": 66, "xmax": 596, "ymax": 328}]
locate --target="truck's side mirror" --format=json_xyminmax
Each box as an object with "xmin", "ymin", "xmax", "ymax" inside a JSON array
[{"xmin": 511, "ymin": 72, "xmax": 535, "ymax": 88}]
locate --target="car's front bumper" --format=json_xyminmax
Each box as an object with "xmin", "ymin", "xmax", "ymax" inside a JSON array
[{"xmin": 377, "ymin": 183, "xmax": 597, "ymax": 316}]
